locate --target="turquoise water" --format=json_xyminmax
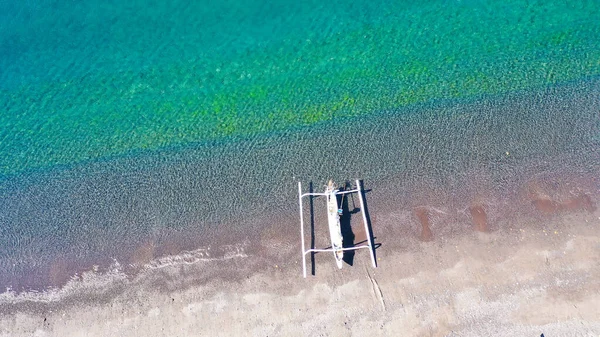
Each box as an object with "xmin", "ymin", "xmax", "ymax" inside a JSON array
[
  {"xmin": 1, "ymin": 0, "xmax": 599, "ymax": 176},
  {"xmin": 0, "ymin": 0, "xmax": 599, "ymax": 294}
]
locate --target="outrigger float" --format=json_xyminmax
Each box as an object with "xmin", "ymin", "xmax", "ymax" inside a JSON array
[{"xmin": 298, "ymin": 179, "xmax": 377, "ymax": 278}]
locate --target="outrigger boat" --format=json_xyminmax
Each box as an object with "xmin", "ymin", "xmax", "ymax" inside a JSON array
[
  {"xmin": 297, "ymin": 179, "xmax": 377, "ymax": 278},
  {"xmin": 325, "ymin": 180, "xmax": 344, "ymax": 269}
]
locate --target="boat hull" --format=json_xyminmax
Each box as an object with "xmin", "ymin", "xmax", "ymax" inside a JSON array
[{"xmin": 326, "ymin": 182, "xmax": 344, "ymax": 269}]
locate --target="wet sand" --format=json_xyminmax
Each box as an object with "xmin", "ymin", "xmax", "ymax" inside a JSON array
[
  {"xmin": 1, "ymin": 195, "xmax": 599, "ymax": 337},
  {"xmin": 414, "ymin": 208, "xmax": 434, "ymax": 242}
]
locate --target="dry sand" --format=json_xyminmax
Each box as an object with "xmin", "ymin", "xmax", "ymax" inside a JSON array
[{"xmin": 1, "ymin": 204, "xmax": 599, "ymax": 337}]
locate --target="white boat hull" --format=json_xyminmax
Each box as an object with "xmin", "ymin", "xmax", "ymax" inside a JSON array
[{"xmin": 326, "ymin": 182, "xmax": 343, "ymax": 269}]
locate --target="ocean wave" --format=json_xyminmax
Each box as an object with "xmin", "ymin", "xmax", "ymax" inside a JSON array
[
  {"xmin": 0, "ymin": 243, "xmax": 249, "ymax": 306},
  {"xmin": 0, "ymin": 260, "xmax": 127, "ymax": 305},
  {"xmin": 140, "ymin": 242, "xmax": 250, "ymax": 271}
]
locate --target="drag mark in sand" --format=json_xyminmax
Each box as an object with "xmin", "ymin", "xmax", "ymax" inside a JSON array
[{"xmin": 366, "ymin": 267, "xmax": 386, "ymax": 311}]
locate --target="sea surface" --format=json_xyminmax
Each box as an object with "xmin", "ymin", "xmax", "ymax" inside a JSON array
[{"xmin": 0, "ymin": 0, "xmax": 599, "ymax": 300}]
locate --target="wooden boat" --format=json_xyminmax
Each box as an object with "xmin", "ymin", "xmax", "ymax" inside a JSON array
[
  {"xmin": 298, "ymin": 179, "xmax": 376, "ymax": 278},
  {"xmin": 326, "ymin": 180, "xmax": 344, "ymax": 269}
]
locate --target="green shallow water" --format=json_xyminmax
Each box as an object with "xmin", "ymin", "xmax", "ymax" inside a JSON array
[{"xmin": 1, "ymin": 0, "xmax": 599, "ymax": 176}]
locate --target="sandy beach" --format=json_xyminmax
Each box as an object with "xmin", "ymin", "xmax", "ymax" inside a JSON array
[{"xmin": 2, "ymin": 193, "xmax": 599, "ymax": 337}]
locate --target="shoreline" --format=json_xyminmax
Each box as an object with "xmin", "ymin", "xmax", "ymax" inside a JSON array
[
  {"xmin": 1, "ymin": 205, "xmax": 598, "ymax": 336},
  {"xmin": 1, "ymin": 181, "xmax": 597, "ymax": 305},
  {"xmin": 1, "ymin": 169, "xmax": 597, "ymax": 302}
]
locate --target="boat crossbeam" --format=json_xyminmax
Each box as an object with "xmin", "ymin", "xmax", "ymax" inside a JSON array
[{"xmin": 304, "ymin": 245, "xmax": 372, "ymax": 254}]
